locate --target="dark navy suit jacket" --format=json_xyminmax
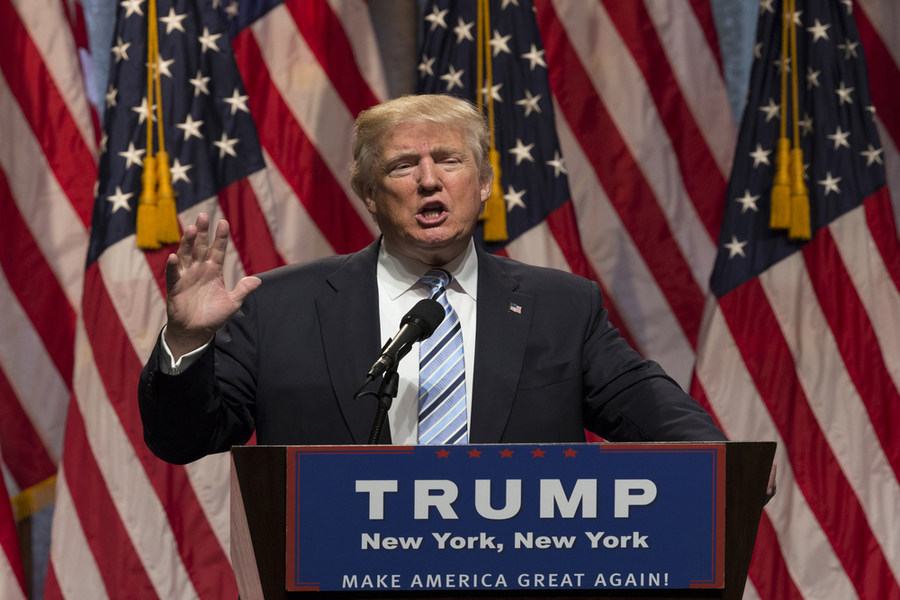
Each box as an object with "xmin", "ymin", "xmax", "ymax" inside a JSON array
[{"xmin": 139, "ymin": 241, "xmax": 725, "ymax": 464}]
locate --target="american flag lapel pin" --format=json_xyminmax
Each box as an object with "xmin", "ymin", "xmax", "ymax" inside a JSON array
[{"xmin": 509, "ymin": 302, "xmax": 523, "ymax": 314}]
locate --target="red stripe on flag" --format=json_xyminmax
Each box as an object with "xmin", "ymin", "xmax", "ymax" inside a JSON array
[
  {"xmin": 803, "ymin": 219, "xmax": 900, "ymax": 477},
  {"xmin": 719, "ymin": 279, "xmax": 900, "ymax": 600},
  {"xmin": 545, "ymin": 200, "xmax": 639, "ymax": 351},
  {"xmin": 864, "ymin": 188, "xmax": 900, "ymax": 293},
  {"xmin": 218, "ymin": 177, "xmax": 286, "ymax": 275},
  {"xmin": 59, "ymin": 401, "xmax": 158, "ymax": 598},
  {"xmin": 82, "ymin": 264, "xmax": 238, "ymax": 600},
  {"xmin": 42, "ymin": 560, "xmax": 63, "ymax": 600},
  {"xmin": 0, "ymin": 168, "xmax": 75, "ymax": 388},
  {"xmin": 0, "ymin": 0, "xmax": 95, "ymax": 227},
  {"xmin": 601, "ymin": 0, "xmax": 725, "ymax": 241},
  {"xmin": 748, "ymin": 512, "xmax": 806, "ymax": 600},
  {"xmin": 232, "ymin": 29, "xmax": 375, "ymax": 255},
  {"xmin": 685, "ymin": 0, "xmax": 724, "ymax": 74},
  {"xmin": 0, "ymin": 366, "xmax": 57, "ymax": 489},
  {"xmin": 285, "ymin": 0, "xmax": 381, "ymax": 117},
  {"xmin": 856, "ymin": 7, "xmax": 900, "ymax": 149},
  {"xmin": 685, "ymin": 377, "xmax": 725, "ymax": 432},
  {"xmin": 536, "ymin": 1, "xmax": 706, "ymax": 348}
]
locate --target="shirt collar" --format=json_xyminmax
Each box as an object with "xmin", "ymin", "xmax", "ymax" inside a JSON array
[{"xmin": 377, "ymin": 238, "xmax": 479, "ymax": 301}]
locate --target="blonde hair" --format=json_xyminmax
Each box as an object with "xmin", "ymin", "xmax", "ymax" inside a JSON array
[{"xmin": 350, "ymin": 94, "xmax": 491, "ymax": 201}]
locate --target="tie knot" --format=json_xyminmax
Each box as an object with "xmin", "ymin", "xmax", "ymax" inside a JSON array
[{"xmin": 421, "ymin": 269, "xmax": 452, "ymax": 298}]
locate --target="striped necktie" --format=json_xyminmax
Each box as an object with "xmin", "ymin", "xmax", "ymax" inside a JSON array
[{"xmin": 418, "ymin": 269, "xmax": 468, "ymax": 444}]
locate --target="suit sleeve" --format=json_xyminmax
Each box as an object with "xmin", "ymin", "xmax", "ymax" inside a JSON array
[
  {"xmin": 581, "ymin": 282, "xmax": 727, "ymax": 442},
  {"xmin": 138, "ymin": 294, "xmax": 260, "ymax": 465}
]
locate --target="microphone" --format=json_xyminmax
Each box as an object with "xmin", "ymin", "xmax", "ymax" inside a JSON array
[{"xmin": 366, "ymin": 299, "xmax": 445, "ymax": 381}]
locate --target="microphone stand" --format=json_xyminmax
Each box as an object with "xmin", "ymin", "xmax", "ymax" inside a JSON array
[{"xmin": 367, "ymin": 365, "xmax": 398, "ymax": 445}]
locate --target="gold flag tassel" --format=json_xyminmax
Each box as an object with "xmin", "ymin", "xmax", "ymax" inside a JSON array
[
  {"xmin": 787, "ymin": 0, "xmax": 810, "ymax": 240},
  {"xmin": 476, "ymin": 0, "xmax": 507, "ymax": 242},
  {"xmin": 769, "ymin": 0, "xmax": 792, "ymax": 230},
  {"xmin": 136, "ymin": 0, "xmax": 160, "ymax": 249}
]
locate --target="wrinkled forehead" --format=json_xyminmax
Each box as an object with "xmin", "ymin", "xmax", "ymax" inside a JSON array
[{"xmin": 377, "ymin": 120, "xmax": 470, "ymax": 160}]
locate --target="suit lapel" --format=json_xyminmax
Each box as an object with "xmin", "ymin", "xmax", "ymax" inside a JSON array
[
  {"xmin": 470, "ymin": 249, "xmax": 533, "ymax": 442},
  {"xmin": 316, "ymin": 241, "xmax": 387, "ymax": 444}
]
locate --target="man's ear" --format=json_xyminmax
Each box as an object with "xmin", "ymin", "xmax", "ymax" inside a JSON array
[
  {"xmin": 363, "ymin": 192, "xmax": 378, "ymax": 215},
  {"xmin": 480, "ymin": 171, "xmax": 493, "ymax": 202}
]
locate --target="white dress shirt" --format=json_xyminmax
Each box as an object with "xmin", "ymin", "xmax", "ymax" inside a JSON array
[{"xmin": 376, "ymin": 238, "xmax": 478, "ymax": 444}]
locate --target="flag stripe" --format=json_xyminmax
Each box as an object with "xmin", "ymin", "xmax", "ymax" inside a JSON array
[
  {"xmin": 0, "ymin": 366, "xmax": 56, "ymax": 488},
  {"xmin": 0, "ymin": 169, "xmax": 75, "ymax": 389},
  {"xmin": 538, "ymin": 1, "xmax": 705, "ymax": 349},
  {"xmin": 693, "ymin": 303, "xmax": 864, "ymax": 600},
  {"xmin": 233, "ymin": 27, "xmax": 375, "ymax": 255},
  {"xmin": 719, "ymin": 278, "xmax": 899, "ymax": 600},
  {"xmin": 58, "ymin": 401, "xmax": 159, "ymax": 598},
  {"xmin": 0, "ymin": 70, "xmax": 88, "ymax": 308},
  {"xmin": 217, "ymin": 177, "xmax": 286, "ymax": 275},
  {"xmin": 682, "ymin": 0, "xmax": 723, "ymax": 73},
  {"xmin": 547, "ymin": 0, "xmax": 717, "ymax": 292},
  {"xmin": 763, "ymin": 240, "xmax": 900, "ymax": 580},
  {"xmin": 644, "ymin": 0, "xmax": 735, "ymax": 179},
  {"xmin": 259, "ymin": 149, "xmax": 337, "ymax": 264},
  {"xmin": 45, "ymin": 470, "xmax": 110, "ymax": 600},
  {"xmin": 863, "ymin": 190, "xmax": 900, "ymax": 304},
  {"xmin": 11, "ymin": 0, "xmax": 97, "ymax": 152},
  {"xmin": 247, "ymin": 5, "xmax": 381, "ymax": 235},
  {"xmin": 543, "ymin": 201, "xmax": 638, "ymax": 350},
  {"xmin": 324, "ymin": 0, "xmax": 390, "ymax": 102},
  {"xmin": 83, "ymin": 264, "xmax": 236, "ymax": 600},
  {"xmin": 0, "ymin": 0, "xmax": 95, "ymax": 227},
  {"xmin": 285, "ymin": 0, "xmax": 381, "ymax": 117},
  {"xmin": 0, "ymin": 267, "xmax": 68, "ymax": 463},
  {"xmin": 855, "ymin": 7, "xmax": 899, "ymax": 149},
  {"xmin": 812, "ymin": 220, "xmax": 900, "ymax": 482},
  {"xmin": 748, "ymin": 512, "xmax": 807, "ymax": 600},
  {"xmin": 552, "ymin": 99, "xmax": 696, "ymax": 386},
  {"xmin": 601, "ymin": 0, "xmax": 726, "ymax": 240}
]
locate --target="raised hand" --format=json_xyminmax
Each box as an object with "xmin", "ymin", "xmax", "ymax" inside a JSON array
[{"xmin": 163, "ymin": 213, "xmax": 262, "ymax": 360}]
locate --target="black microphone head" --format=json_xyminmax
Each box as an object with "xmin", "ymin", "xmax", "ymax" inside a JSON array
[{"xmin": 402, "ymin": 299, "xmax": 445, "ymax": 340}]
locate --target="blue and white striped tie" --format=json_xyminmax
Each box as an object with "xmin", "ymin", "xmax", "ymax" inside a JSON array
[{"xmin": 418, "ymin": 269, "xmax": 468, "ymax": 444}]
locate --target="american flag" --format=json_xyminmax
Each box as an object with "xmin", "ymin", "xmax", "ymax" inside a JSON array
[
  {"xmin": 0, "ymin": 0, "xmax": 96, "ymax": 596},
  {"xmin": 693, "ymin": 2, "xmax": 900, "ymax": 600},
  {"xmin": 1, "ymin": 0, "xmax": 898, "ymax": 598},
  {"xmin": 44, "ymin": 0, "xmax": 386, "ymax": 598}
]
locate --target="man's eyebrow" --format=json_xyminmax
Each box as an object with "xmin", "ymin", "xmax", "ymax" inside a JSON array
[{"xmin": 382, "ymin": 145, "xmax": 467, "ymax": 165}]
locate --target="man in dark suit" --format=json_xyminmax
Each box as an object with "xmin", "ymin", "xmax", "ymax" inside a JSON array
[{"xmin": 139, "ymin": 94, "xmax": 728, "ymax": 466}]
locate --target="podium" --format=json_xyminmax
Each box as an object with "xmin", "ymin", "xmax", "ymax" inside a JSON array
[{"xmin": 231, "ymin": 441, "xmax": 774, "ymax": 600}]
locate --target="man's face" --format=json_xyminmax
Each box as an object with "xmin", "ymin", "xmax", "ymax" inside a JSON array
[{"xmin": 363, "ymin": 121, "xmax": 492, "ymax": 266}]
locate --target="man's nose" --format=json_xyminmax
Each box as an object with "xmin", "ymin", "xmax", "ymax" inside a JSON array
[{"xmin": 418, "ymin": 159, "xmax": 442, "ymax": 190}]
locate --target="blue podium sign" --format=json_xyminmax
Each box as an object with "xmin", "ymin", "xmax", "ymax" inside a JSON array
[{"xmin": 286, "ymin": 443, "xmax": 725, "ymax": 593}]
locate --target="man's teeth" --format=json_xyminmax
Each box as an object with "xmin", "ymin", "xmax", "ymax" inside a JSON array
[{"xmin": 422, "ymin": 209, "xmax": 442, "ymax": 218}]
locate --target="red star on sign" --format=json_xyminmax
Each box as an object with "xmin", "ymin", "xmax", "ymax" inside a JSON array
[
  {"xmin": 435, "ymin": 449, "xmax": 450, "ymax": 458},
  {"xmin": 499, "ymin": 448, "xmax": 514, "ymax": 458},
  {"xmin": 563, "ymin": 448, "xmax": 578, "ymax": 458},
  {"xmin": 467, "ymin": 448, "xmax": 482, "ymax": 458},
  {"xmin": 531, "ymin": 448, "xmax": 546, "ymax": 457}
]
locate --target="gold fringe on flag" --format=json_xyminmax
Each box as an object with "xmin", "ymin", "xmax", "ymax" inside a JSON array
[
  {"xmin": 770, "ymin": 0, "xmax": 811, "ymax": 240},
  {"xmin": 136, "ymin": 0, "xmax": 179, "ymax": 249},
  {"xmin": 476, "ymin": 0, "xmax": 508, "ymax": 242},
  {"xmin": 787, "ymin": 0, "xmax": 810, "ymax": 240},
  {"xmin": 770, "ymin": 0, "xmax": 792, "ymax": 229}
]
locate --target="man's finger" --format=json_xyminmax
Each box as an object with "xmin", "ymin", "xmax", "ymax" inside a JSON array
[
  {"xmin": 193, "ymin": 213, "xmax": 211, "ymax": 262},
  {"xmin": 207, "ymin": 219, "xmax": 231, "ymax": 266},
  {"xmin": 164, "ymin": 252, "xmax": 181, "ymax": 291},
  {"xmin": 176, "ymin": 223, "xmax": 198, "ymax": 271},
  {"xmin": 231, "ymin": 276, "xmax": 262, "ymax": 305}
]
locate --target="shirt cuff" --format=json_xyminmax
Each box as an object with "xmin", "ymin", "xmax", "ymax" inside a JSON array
[{"xmin": 160, "ymin": 325, "xmax": 212, "ymax": 375}]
